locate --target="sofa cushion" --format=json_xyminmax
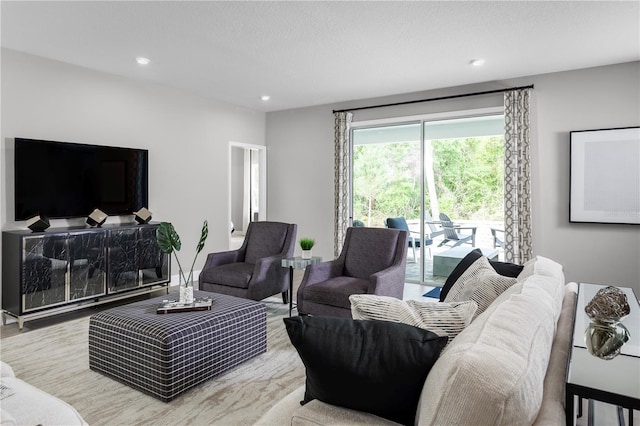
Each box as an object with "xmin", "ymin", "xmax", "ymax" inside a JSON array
[
  {"xmin": 349, "ymin": 294, "xmax": 477, "ymax": 344},
  {"xmin": 440, "ymin": 249, "xmax": 524, "ymax": 301},
  {"xmin": 443, "ymin": 256, "xmax": 518, "ymax": 320},
  {"xmin": 284, "ymin": 315, "xmax": 447, "ymax": 426},
  {"xmin": 418, "ymin": 256, "xmax": 565, "ymax": 426}
]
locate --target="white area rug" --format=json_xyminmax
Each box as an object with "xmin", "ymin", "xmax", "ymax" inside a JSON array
[{"xmin": 1, "ymin": 299, "xmax": 304, "ymax": 425}]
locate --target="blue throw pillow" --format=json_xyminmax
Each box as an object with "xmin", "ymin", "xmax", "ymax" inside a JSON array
[{"xmin": 284, "ymin": 316, "xmax": 447, "ymax": 425}]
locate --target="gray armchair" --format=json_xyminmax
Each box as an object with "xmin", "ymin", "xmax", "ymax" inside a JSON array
[
  {"xmin": 199, "ymin": 221, "xmax": 297, "ymax": 302},
  {"xmin": 296, "ymin": 227, "xmax": 408, "ymax": 318}
]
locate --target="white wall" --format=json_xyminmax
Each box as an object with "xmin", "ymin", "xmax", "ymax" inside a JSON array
[
  {"xmin": 1, "ymin": 49, "xmax": 266, "ymax": 285},
  {"xmin": 266, "ymin": 61, "xmax": 640, "ymax": 293}
]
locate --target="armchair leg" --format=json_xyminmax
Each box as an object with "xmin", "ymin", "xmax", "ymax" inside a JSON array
[{"xmin": 282, "ymin": 291, "xmax": 288, "ymax": 304}]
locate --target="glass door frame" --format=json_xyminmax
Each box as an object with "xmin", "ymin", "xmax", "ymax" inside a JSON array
[{"xmin": 349, "ymin": 106, "xmax": 504, "ymax": 285}]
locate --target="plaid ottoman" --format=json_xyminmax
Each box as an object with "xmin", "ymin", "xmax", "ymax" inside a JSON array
[{"xmin": 88, "ymin": 290, "xmax": 267, "ymax": 401}]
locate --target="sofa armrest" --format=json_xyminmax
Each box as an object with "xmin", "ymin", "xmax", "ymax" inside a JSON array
[{"xmin": 532, "ymin": 282, "xmax": 578, "ymax": 426}]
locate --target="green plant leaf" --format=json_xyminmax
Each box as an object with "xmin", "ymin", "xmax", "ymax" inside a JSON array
[
  {"xmin": 156, "ymin": 222, "xmax": 181, "ymax": 254},
  {"xmin": 195, "ymin": 220, "xmax": 208, "ymax": 255}
]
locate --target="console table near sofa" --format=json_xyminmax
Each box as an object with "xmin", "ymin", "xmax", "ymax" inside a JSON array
[
  {"xmin": 566, "ymin": 282, "xmax": 640, "ymax": 425},
  {"xmin": 2, "ymin": 223, "xmax": 170, "ymax": 329}
]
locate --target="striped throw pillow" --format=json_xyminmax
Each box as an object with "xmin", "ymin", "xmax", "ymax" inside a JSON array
[
  {"xmin": 349, "ymin": 294, "xmax": 477, "ymax": 343},
  {"xmin": 444, "ymin": 256, "xmax": 518, "ymax": 320}
]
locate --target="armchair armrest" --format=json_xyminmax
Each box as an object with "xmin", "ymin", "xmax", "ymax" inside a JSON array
[
  {"xmin": 202, "ymin": 250, "xmax": 241, "ymax": 270},
  {"xmin": 250, "ymin": 253, "xmax": 287, "ymax": 283},
  {"xmin": 299, "ymin": 260, "xmax": 344, "ymax": 288},
  {"xmin": 367, "ymin": 263, "xmax": 406, "ymax": 298}
]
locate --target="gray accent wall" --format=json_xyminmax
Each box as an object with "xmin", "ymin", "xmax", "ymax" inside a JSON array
[
  {"xmin": 1, "ymin": 48, "xmax": 266, "ymax": 290},
  {"xmin": 266, "ymin": 61, "xmax": 640, "ymax": 293}
]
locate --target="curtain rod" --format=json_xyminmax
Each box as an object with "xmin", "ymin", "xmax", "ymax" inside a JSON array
[{"xmin": 332, "ymin": 84, "xmax": 534, "ymax": 114}]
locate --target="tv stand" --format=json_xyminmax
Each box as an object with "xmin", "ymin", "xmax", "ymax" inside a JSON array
[{"xmin": 2, "ymin": 223, "xmax": 170, "ymax": 330}]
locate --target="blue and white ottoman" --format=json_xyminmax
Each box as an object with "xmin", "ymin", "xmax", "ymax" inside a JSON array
[{"xmin": 88, "ymin": 291, "xmax": 266, "ymax": 401}]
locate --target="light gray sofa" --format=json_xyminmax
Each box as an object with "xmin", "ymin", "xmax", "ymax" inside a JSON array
[
  {"xmin": 257, "ymin": 256, "xmax": 577, "ymax": 426},
  {"xmin": 0, "ymin": 361, "xmax": 87, "ymax": 425}
]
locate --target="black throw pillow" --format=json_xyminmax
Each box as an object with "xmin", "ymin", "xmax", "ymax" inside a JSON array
[
  {"xmin": 284, "ymin": 316, "xmax": 447, "ymax": 426},
  {"xmin": 439, "ymin": 249, "xmax": 524, "ymax": 301}
]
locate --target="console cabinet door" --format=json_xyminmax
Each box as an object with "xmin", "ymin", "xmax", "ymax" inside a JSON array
[
  {"xmin": 138, "ymin": 225, "xmax": 169, "ymax": 286},
  {"xmin": 23, "ymin": 234, "xmax": 67, "ymax": 312},
  {"xmin": 107, "ymin": 228, "xmax": 139, "ymax": 292},
  {"xmin": 69, "ymin": 231, "xmax": 107, "ymax": 300}
]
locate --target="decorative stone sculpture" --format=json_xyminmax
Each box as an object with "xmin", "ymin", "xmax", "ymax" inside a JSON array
[
  {"xmin": 584, "ymin": 286, "xmax": 631, "ymax": 360},
  {"xmin": 584, "ymin": 286, "xmax": 630, "ymax": 323}
]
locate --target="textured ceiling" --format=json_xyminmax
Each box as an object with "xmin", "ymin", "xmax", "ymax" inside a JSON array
[{"xmin": 2, "ymin": 1, "xmax": 639, "ymax": 112}]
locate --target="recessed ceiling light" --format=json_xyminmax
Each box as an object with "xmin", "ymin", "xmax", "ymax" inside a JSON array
[
  {"xmin": 261, "ymin": 95, "xmax": 271, "ymax": 101},
  {"xmin": 136, "ymin": 57, "xmax": 150, "ymax": 65},
  {"xmin": 469, "ymin": 58, "xmax": 485, "ymax": 67}
]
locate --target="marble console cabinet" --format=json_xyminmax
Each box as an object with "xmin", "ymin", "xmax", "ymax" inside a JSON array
[{"xmin": 2, "ymin": 223, "xmax": 170, "ymax": 329}]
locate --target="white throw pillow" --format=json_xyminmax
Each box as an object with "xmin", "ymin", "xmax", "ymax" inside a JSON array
[
  {"xmin": 443, "ymin": 256, "xmax": 517, "ymax": 320},
  {"xmin": 349, "ymin": 294, "xmax": 477, "ymax": 343}
]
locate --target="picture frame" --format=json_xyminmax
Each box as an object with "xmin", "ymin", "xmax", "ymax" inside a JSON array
[{"xmin": 570, "ymin": 126, "xmax": 640, "ymax": 225}]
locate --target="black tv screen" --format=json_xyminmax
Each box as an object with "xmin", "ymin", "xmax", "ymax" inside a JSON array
[{"xmin": 15, "ymin": 138, "xmax": 149, "ymax": 220}]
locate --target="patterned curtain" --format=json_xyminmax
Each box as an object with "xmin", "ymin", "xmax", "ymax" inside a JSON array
[
  {"xmin": 334, "ymin": 111, "xmax": 353, "ymax": 257},
  {"xmin": 503, "ymin": 88, "xmax": 533, "ymax": 263}
]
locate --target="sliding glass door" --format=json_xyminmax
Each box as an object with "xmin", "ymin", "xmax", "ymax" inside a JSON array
[{"xmin": 351, "ymin": 112, "xmax": 505, "ymax": 285}]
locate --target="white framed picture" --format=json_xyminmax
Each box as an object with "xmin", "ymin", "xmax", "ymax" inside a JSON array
[{"xmin": 570, "ymin": 126, "xmax": 640, "ymax": 224}]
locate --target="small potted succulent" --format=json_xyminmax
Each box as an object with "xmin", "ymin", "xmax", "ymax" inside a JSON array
[{"xmin": 299, "ymin": 237, "xmax": 315, "ymax": 259}]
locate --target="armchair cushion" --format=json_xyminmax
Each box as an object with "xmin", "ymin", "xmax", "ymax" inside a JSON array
[
  {"xmin": 284, "ymin": 316, "xmax": 447, "ymax": 426},
  {"xmin": 343, "ymin": 229, "xmax": 400, "ymax": 279},
  {"xmin": 244, "ymin": 222, "xmax": 289, "ymax": 264},
  {"xmin": 199, "ymin": 262, "xmax": 254, "ymax": 289},
  {"xmin": 302, "ymin": 276, "xmax": 369, "ymax": 309}
]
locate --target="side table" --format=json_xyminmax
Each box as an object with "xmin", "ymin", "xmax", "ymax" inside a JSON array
[
  {"xmin": 281, "ymin": 256, "xmax": 322, "ymax": 317},
  {"xmin": 566, "ymin": 282, "xmax": 640, "ymax": 426}
]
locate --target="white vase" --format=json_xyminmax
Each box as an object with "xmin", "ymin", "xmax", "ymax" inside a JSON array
[
  {"xmin": 301, "ymin": 249, "xmax": 312, "ymax": 259},
  {"xmin": 180, "ymin": 284, "xmax": 194, "ymax": 305}
]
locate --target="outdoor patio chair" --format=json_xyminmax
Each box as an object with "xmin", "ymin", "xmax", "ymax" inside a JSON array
[
  {"xmin": 296, "ymin": 226, "xmax": 408, "ymax": 318},
  {"xmin": 425, "ymin": 211, "xmax": 445, "ymax": 241},
  {"xmin": 438, "ymin": 212, "xmax": 476, "ymax": 248},
  {"xmin": 491, "ymin": 227, "xmax": 505, "ymax": 249},
  {"xmin": 199, "ymin": 221, "xmax": 297, "ymax": 302},
  {"xmin": 385, "ymin": 216, "xmax": 433, "ymax": 261}
]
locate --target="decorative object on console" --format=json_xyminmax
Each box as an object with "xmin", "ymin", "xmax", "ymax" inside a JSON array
[
  {"xmin": 583, "ymin": 285, "xmax": 631, "ymax": 359},
  {"xmin": 134, "ymin": 207, "xmax": 152, "ymax": 224},
  {"xmin": 584, "ymin": 285, "xmax": 631, "ymax": 322},
  {"xmin": 156, "ymin": 220, "xmax": 208, "ymax": 304},
  {"xmin": 299, "ymin": 237, "xmax": 315, "ymax": 259},
  {"xmin": 86, "ymin": 208, "xmax": 108, "ymax": 227},
  {"xmin": 25, "ymin": 214, "xmax": 50, "ymax": 232}
]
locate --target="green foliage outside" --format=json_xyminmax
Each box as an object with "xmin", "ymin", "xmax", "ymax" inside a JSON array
[{"xmin": 352, "ymin": 136, "xmax": 504, "ymax": 227}]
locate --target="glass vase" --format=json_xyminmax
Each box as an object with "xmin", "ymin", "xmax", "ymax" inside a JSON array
[
  {"xmin": 584, "ymin": 320, "xmax": 630, "ymax": 360},
  {"xmin": 179, "ymin": 282, "xmax": 194, "ymax": 305}
]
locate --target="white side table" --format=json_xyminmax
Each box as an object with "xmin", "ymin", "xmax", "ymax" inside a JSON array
[{"xmin": 281, "ymin": 256, "xmax": 322, "ymax": 317}]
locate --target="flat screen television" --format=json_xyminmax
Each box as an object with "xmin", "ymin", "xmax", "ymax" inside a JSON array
[{"xmin": 15, "ymin": 138, "xmax": 149, "ymax": 221}]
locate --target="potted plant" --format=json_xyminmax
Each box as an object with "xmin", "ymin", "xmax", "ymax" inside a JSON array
[
  {"xmin": 156, "ymin": 220, "xmax": 208, "ymax": 304},
  {"xmin": 299, "ymin": 237, "xmax": 315, "ymax": 259}
]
